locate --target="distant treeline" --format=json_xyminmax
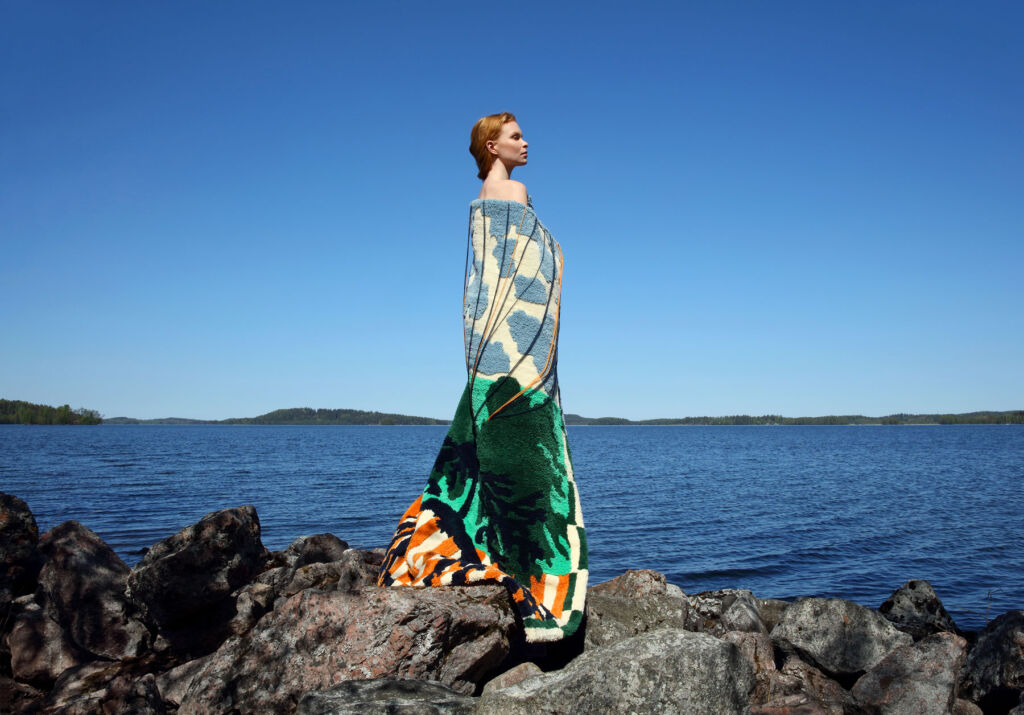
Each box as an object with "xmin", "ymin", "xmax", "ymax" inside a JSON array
[
  {"xmin": 12, "ymin": 398, "xmax": 1022, "ymax": 426},
  {"xmin": 105, "ymin": 407, "xmax": 447, "ymax": 426},
  {"xmin": 0, "ymin": 399, "xmax": 103, "ymax": 425},
  {"xmin": 563, "ymin": 410, "xmax": 1024, "ymax": 426}
]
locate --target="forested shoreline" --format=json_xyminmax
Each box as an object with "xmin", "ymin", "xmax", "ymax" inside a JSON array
[
  {"xmin": 0, "ymin": 399, "xmax": 102, "ymax": 425},
  {"xmin": 564, "ymin": 410, "xmax": 1024, "ymax": 426},
  {"xmin": 4, "ymin": 398, "xmax": 1021, "ymax": 426}
]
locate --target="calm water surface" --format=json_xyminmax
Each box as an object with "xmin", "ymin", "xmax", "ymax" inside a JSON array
[{"xmin": 2, "ymin": 424, "xmax": 1021, "ymax": 631}]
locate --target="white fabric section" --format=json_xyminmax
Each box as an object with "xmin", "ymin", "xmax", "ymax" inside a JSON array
[
  {"xmin": 541, "ymin": 573, "xmax": 561, "ymax": 612},
  {"xmin": 567, "ymin": 525, "xmax": 581, "ymax": 571}
]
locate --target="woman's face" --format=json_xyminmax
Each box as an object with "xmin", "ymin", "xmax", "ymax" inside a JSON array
[{"xmin": 489, "ymin": 121, "xmax": 528, "ymax": 167}]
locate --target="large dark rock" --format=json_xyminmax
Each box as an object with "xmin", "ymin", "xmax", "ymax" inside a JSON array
[
  {"xmin": 0, "ymin": 492, "xmax": 43, "ymax": 604},
  {"xmin": 583, "ymin": 569, "xmax": 689, "ymax": 650},
  {"xmin": 125, "ymin": 505, "xmax": 267, "ymax": 657},
  {"xmin": 879, "ymin": 579, "xmax": 962, "ymax": 641},
  {"xmin": 959, "ymin": 610, "xmax": 1024, "ymax": 711},
  {"xmin": 851, "ymin": 631, "xmax": 968, "ymax": 713},
  {"xmin": 7, "ymin": 600, "xmax": 91, "ymax": 688},
  {"xmin": 477, "ymin": 628, "xmax": 755, "ymax": 714},
  {"xmin": 297, "ymin": 679, "xmax": 476, "ymax": 715},
  {"xmin": 177, "ymin": 584, "xmax": 516, "ymax": 713},
  {"xmin": 36, "ymin": 520, "xmax": 150, "ymax": 661},
  {"xmin": 688, "ymin": 588, "xmax": 769, "ymax": 637},
  {"xmin": 771, "ymin": 597, "xmax": 912, "ymax": 680}
]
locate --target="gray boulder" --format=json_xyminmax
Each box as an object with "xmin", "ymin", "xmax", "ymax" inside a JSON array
[
  {"xmin": 297, "ymin": 679, "xmax": 476, "ymax": 715},
  {"xmin": 583, "ymin": 569, "xmax": 689, "ymax": 650},
  {"xmin": 476, "ymin": 628, "xmax": 755, "ymax": 714},
  {"xmin": 688, "ymin": 588, "xmax": 768, "ymax": 637},
  {"xmin": 36, "ymin": 520, "xmax": 151, "ymax": 661},
  {"xmin": 851, "ymin": 631, "xmax": 967, "ymax": 713},
  {"xmin": 255, "ymin": 548, "xmax": 382, "ymax": 606},
  {"xmin": 126, "ymin": 505, "xmax": 267, "ymax": 656},
  {"xmin": 771, "ymin": 597, "xmax": 912, "ymax": 679},
  {"xmin": 177, "ymin": 584, "xmax": 515, "ymax": 713},
  {"xmin": 482, "ymin": 661, "xmax": 543, "ymax": 694},
  {"xmin": 267, "ymin": 533, "xmax": 350, "ymax": 571},
  {"xmin": 959, "ymin": 610, "xmax": 1024, "ymax": 711},
  {"xmin": 879, "ymin": 579, "xmax": 962, "ymax": 641},
  {"xmin": 757, "ymin": 598, "xmax": 792, "ymax": 632}
]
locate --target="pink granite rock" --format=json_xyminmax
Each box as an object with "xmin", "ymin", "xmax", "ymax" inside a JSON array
[{"xmin": 178, "ymin": 584, "xmax": 515, "ymax": 713}]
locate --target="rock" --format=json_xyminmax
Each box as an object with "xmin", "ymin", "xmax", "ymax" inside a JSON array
[
  {"xmin": 879, "ymin": 579, "xmax": 962, "ymax": 641},
  {"xmin": 0, "ymin": 675, "xmax": 43, "ymax": 713},
  {"xmin": 226, "ymin": 581, "xmax": 275, "ymax": 636},
  {"xmin": 256, "ymin": 548, "xmax": 382, "ymax": 608},
  {"xmin": 771, "ymin": 597, "xmax": 912, "ymax": 680},
  {"xmin": 476, "ymin": 628, "xmax": 755, "ymax": 714},
  {"xmin": 155, "ymin": 654, "xmax": 212, "ymax": 707},
  {"xmin": 755, "ymin": 654, "xmax": 857, "ymax": 714},
  {"xmin": 758, "ymin": 598, "xmax": 792, "ymax": 632},
  {"xmin": 38, "ymin": 649, "xmax": 180, "ymax": 713},
  {"xmin": 297, "ymin": 679, "xmax": 476, "ymax": 714},
  {"xmin": 125, "ymin": 505, "xmax": 267, "ymax": 657},
  {"xmin": 482, "ymin": 661, "xmax": 543, "ymax": 694},
  {"xmin": 952, "ymin": 697, "xmax": 984, "ymax": 715},
  {"xmin": 177, "ymin": 584, "xmax": 515, "ymax": 713},
  {"xmin": 267, "ymin": 533, "xmax": 350, "ymax": 571},
  {"xmin": 277, "ymin": 549, "xmax": 382, "ymax": 601},
  {"xmin": 959, "ymin": 610, "xmax": 1024, "ymax": 711},
  {"xmin": 583, "ymin": 569, "xmax": 689, "ymax": 650},
  {"xmin": 850, "ymin": 631, "xmax": 967, "ymax": 713},
  {"xmin": 46, "ymin": 670, "xmax": 166, "ymax": 714},
  {"xmin": 0, "ymin": 492, "xmax": 44, "ymax": 603},
  {"xmin": 43, "ymin": 660, "xmax": 121, "ymax": 709},
  {"xmin": 688, "ymin": 588, "xmax": 769, "ymax": 637},
  {"xmin": 588, "ymin": 568, "xmax": 676, "ymax": 599},
  {"xmin": 36, "ymin": 520, "xmax": 151, "ymax": 661},
  {"xmin": 723, "ymin": 631, "xmax": 776, "ymax": 705},
  {"xmin": 7, "ymin": 600, "xmax": 91, "ymax": 688},
  {"xmin": 750, "ymin": 696, "xmax": 838, "ymax": 714}
]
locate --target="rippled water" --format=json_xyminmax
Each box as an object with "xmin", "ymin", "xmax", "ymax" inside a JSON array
[{"xmin": 2, "ymin": 424, "xmax": 1021, "ymax": 631}]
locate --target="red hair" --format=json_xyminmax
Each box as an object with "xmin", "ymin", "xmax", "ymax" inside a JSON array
[{"xmin": 469, "ymin": 112, "xmax": 518, "ymax": 180}]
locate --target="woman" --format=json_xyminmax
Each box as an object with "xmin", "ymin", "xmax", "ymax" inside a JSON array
[{"xmin": 377, "ymin": 112, "xmax": 588, "ymax": 643}]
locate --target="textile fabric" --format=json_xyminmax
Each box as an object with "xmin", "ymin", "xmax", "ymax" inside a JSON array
[{"xmin": 377, "ymin": 195, "xmax": 588, "ymax": 642}]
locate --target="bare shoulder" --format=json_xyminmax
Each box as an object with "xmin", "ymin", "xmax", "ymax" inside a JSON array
[{"xmin": 478, "ymin": 179, "xmax": 529, "ymax": 205}]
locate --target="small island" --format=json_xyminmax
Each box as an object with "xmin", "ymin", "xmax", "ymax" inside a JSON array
[{"xmin": 0, "ymin": 399, "xmax": 102, "ymax": 425}]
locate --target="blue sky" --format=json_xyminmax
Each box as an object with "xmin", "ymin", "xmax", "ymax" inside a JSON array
[{"xmin": 2, "ymin": 2, "xmax": 1021, "ymax": 421}]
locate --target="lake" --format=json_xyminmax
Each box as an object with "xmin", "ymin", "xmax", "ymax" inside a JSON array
[{"xmin": 1, "ymin": 423, "xmax": 1021, "ymax": 632}]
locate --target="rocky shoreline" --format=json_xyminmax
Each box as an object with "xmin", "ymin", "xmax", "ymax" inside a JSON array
[{"xmin": 2, "ymin": 491, "xmax": 1021, "ymax": 714}]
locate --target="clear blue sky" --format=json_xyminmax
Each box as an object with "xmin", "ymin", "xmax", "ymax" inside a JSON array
[{"xmin": 2, "ymin": 2, "xmax": 1021, "ymax": 420}]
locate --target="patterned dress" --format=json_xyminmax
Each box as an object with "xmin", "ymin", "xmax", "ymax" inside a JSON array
[{"xmin": 377, "ymin": 195, "xmax": 588, "ymax": 642}]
